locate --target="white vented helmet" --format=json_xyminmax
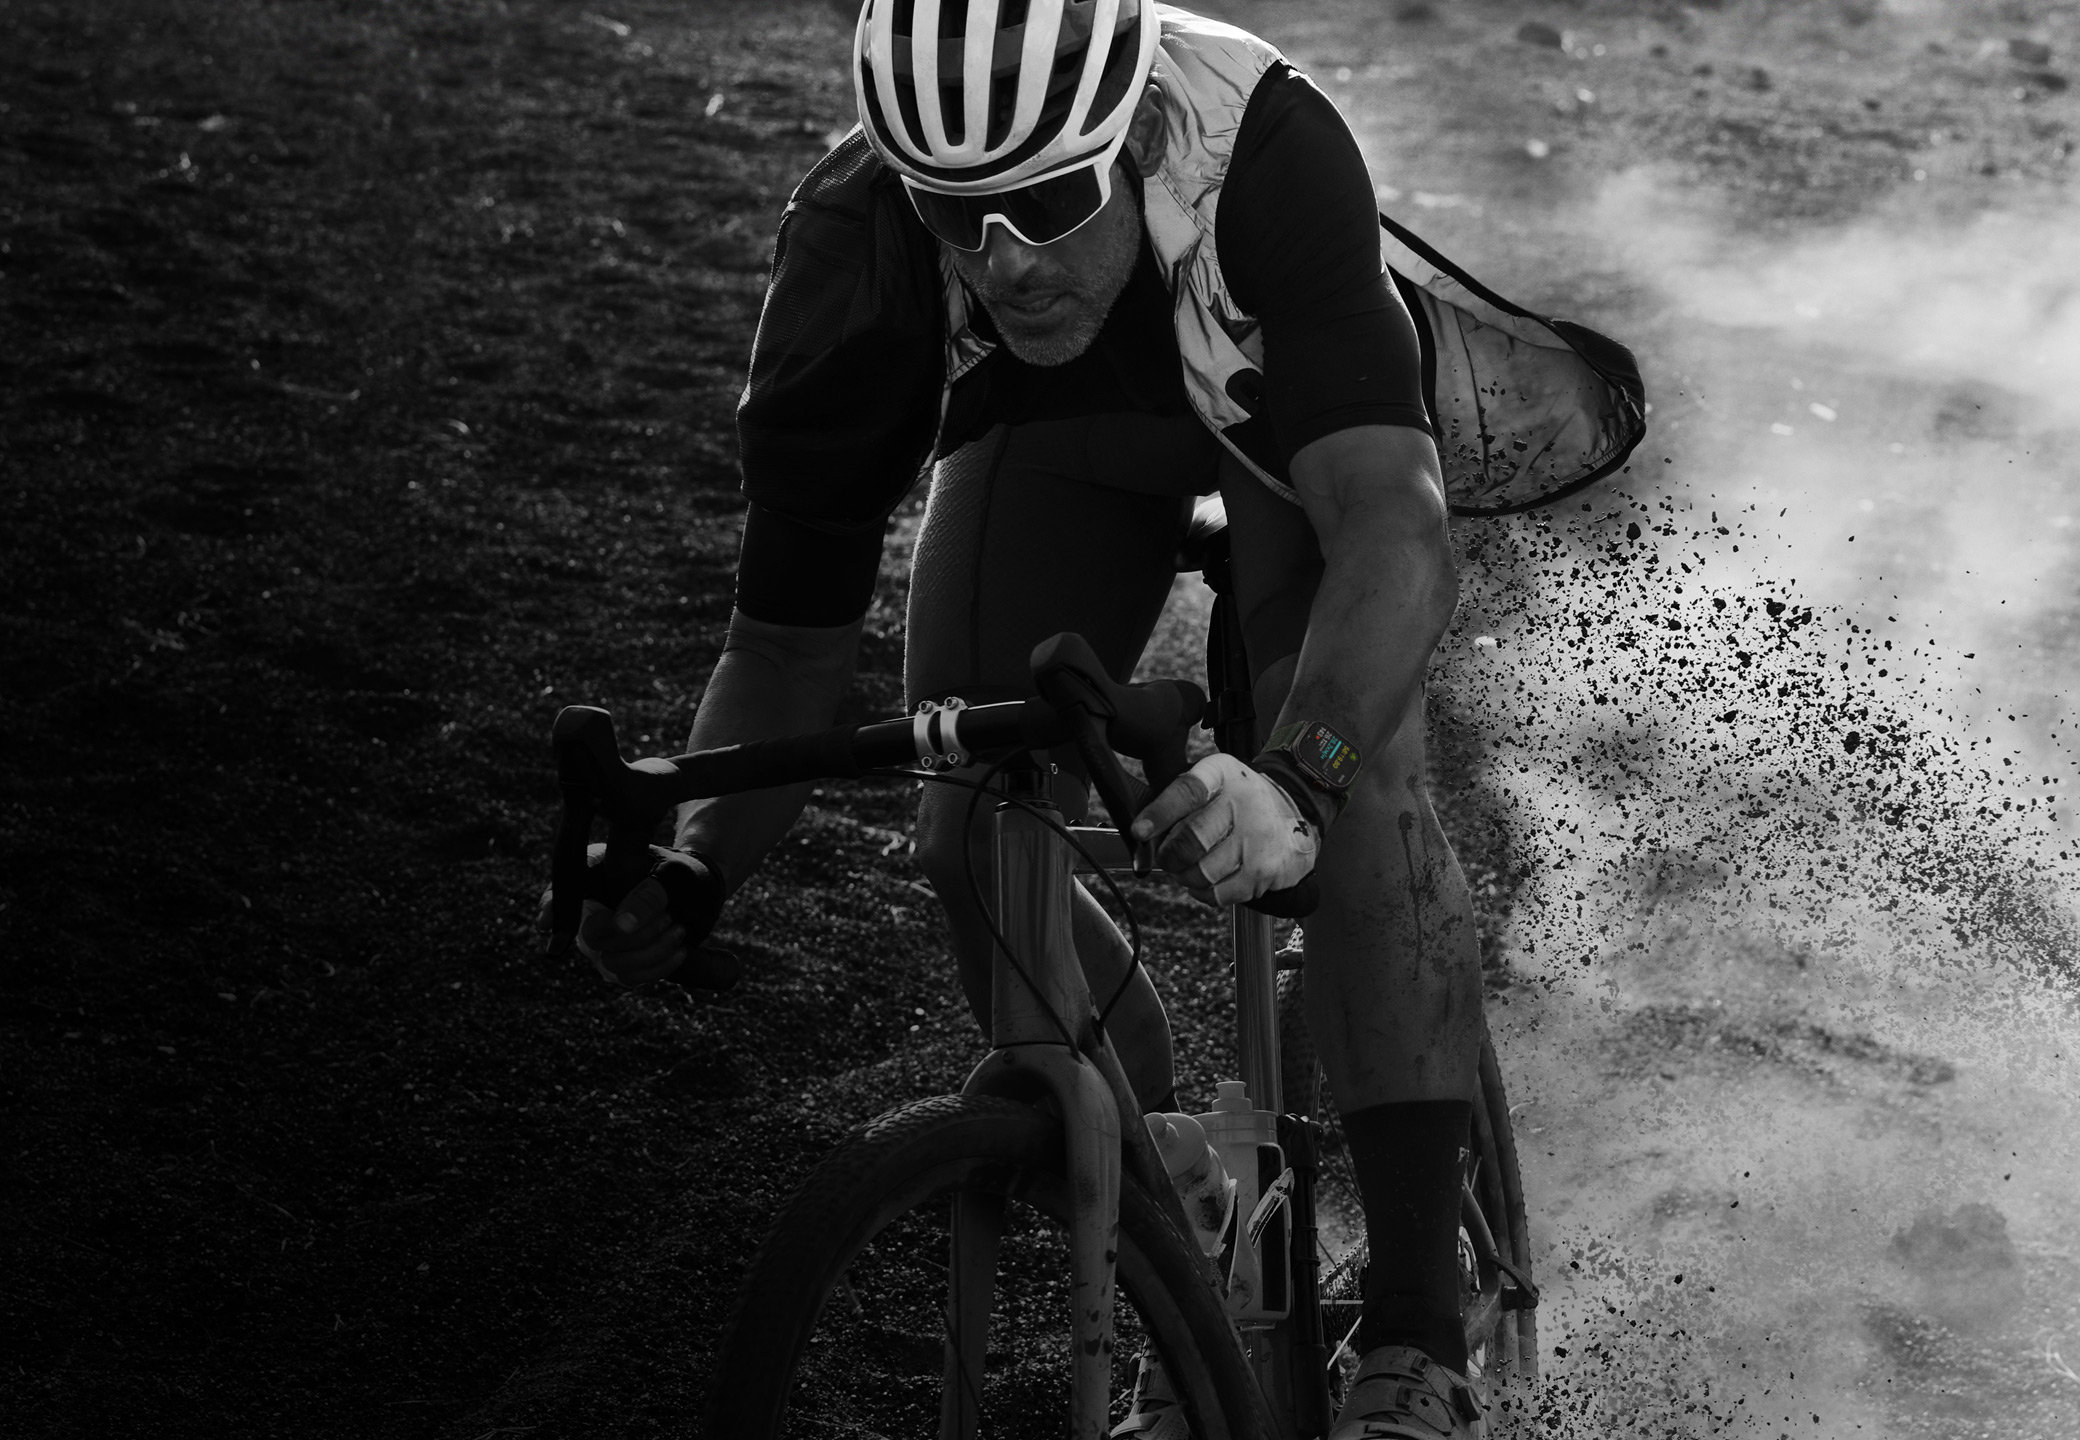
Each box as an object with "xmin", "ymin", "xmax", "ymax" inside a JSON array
[{"xmin": 854, "ymin": 0, "xmax": 1158, "ymax": 194}]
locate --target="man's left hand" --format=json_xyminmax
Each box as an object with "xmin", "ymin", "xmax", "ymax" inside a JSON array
[{"xmin": 1130, "ymin": 753, "xmax": 1320, "ymax": 906}]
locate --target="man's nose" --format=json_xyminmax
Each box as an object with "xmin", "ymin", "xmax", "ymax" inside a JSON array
[{"xmin": 980, "ymin": 223, "xmax": 1043, "ymax": 284}]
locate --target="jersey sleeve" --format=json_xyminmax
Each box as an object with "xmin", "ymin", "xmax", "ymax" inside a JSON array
[
  {"xmin": 732, "ymin": 133, "xmax": 944, "ymax": 622},
  {"xmin": 732, "ymin": 500, "xmax": 887, "ymax": 627},
  {"xmin": 1216, "ymin": 65, "xmax": 1432, "ymax": 464}
]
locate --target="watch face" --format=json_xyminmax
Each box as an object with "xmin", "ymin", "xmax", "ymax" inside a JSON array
[{"xmin": 1295, "ymin": 723, "xmax": 1359, "ymax": 789}]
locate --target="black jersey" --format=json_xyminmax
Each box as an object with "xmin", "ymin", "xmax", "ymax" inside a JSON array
[{"xmin": 732, "ymin": 65, "xmax": 1433, "ymax": 627}]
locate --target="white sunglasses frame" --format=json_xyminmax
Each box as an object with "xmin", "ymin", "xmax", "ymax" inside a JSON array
[{"xmin": 900, "ymin": 128, "xmax": 1133, "ymax": 251}]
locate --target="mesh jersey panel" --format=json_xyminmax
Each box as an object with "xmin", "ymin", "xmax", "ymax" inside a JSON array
[{"xmin": 736, "ymin": 132, "xmax": 946, "ymax": 530}]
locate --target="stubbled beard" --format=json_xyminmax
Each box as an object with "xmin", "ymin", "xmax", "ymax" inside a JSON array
[
  {"xmin": 964, "ymin": 239, "xmax": 1137, "ymax": 366},
  {"xmin": 953, "ymin": 173, "xmax": 1142, "ymax": 367},
  {"xmin": 983, "ymin": 298, "xmax": 1107, "ymax": 367}
]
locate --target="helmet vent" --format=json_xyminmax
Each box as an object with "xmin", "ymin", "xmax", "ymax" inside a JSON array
[
  {"xmin": 858, "ymin": 0, "xmax": 1154, "ymax": 187},
  {"xmin": 893, "ymin": 70, "xmax": 927, "ymax": 152},
  {"xmin": 985, "ymin": 72, "xmax": 1015, "ymax": 151},
  {"xmin": 1086, "ymin": 11, "xmax": 1140, "ymax": 121}
]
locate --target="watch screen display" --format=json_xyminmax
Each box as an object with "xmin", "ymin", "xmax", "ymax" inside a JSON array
[{"xmin": 1297, "ymin": 723, "xmax": 1359, "ymax": 790}]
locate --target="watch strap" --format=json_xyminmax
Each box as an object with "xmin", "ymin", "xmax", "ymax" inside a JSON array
[{"xmin": 1251, "ymin": 750, "xmax": 1343, "ymax": 832}]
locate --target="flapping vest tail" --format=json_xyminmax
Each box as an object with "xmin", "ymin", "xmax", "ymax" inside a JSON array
[{"xmin": 1382, "ymin": 213, "xmax": 1647, "ymax": 517}]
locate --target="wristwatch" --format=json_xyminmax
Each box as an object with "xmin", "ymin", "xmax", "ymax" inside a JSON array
[{"xmin": 1252, "ymin": 721, "xmax": 1361, "ymax": 831}]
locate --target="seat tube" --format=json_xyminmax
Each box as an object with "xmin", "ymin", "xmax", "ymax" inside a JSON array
[{"xmin": 1232, "ymin": 907, "xmax": 1282, "ymax": 1113}]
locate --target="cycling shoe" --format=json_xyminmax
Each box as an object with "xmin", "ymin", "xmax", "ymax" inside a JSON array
[{"xmin": 1329, "ymin": 1345, "xmax": 1486, "ymax": 1440}]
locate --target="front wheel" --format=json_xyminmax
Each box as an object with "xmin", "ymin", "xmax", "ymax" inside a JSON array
[{"xmin": 706, "ymin": 1093, "xmax": 1270, "ymax": 1438}]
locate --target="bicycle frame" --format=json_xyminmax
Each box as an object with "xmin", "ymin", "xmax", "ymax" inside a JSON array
[
  {"xmin": 924, "ymin": 517, "xmax": 1356, "ymax": 1436},
  {"xmin": 551, "ymin": 589, "xmax": 1539, "ymax": 1436},
  {"xmin": 545, "ymin": 625, "xmax": 1357, "ymax": 1436},
  {"xmin": 946, "ymin": 770, "xmax": 1123, "ymax": 1439},
  {"xmin": 920, "ymin": 744, "xmax": 1523, "ymax": 1439},
  {"xmin": 936, "ymin": 754, "xmax": 1330, "ymax": 1440}
]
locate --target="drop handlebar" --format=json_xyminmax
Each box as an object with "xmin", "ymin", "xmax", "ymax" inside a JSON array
[{"xmin": 545, "ymin": 633, "xmax": 1318, "ymax": 958}]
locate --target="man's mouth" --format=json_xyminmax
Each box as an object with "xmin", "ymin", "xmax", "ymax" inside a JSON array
[{"xmin": 996, "ymin": 291, "xmax": 1072, "ymax": 322}]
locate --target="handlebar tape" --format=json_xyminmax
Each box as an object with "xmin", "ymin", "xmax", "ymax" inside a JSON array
[
  {"xmin": 549, "ymin": 707, "xmax": 877, "ymax": 953},
  {"xmin": 1027, "ymin": 634, "xmax": 1317, "ymax": 918},
  {"xmin": 549, "ymin": 638, "xmax": 1222, "ymax": 944},
  {"xmin": 547, "ymin": 777, "xmax": 596, "ymax": 954},
  {"xmin": 555, "ymin": 644, "xmax": 1203, "ymax": 829},
  {"xmin": 552, "ymin": 705, "xmax": 903, "ymax": 819}
]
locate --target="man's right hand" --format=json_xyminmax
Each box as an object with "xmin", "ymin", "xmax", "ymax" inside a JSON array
[
  {"xmin": 1130, "ymin": 752, "xmax": 1320, "ymax": 907},
  {"xmin": 536, "ymin": 844, "xmax": 738, "ymax": 989}
]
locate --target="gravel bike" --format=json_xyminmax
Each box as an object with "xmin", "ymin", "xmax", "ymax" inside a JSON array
[{"xmin": 545, "ymin": 515, "xmax": 1537, "ymax": 1439}]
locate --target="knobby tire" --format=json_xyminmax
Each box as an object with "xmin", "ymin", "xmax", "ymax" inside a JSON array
[{"xmin": 706, "ymin": 1093, "xmax": 1271, "ymax": 1439}]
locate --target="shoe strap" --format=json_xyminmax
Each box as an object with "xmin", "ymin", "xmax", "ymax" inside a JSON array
[{"xmin": 1338, "ymin": 1348, "xmax": 1486, "ymax": 1438}]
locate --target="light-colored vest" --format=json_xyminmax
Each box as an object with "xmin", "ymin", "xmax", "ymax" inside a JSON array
[
  {"xmin": 938, "ymin": 9, "xmax": 1288, "ymax": 491},
  {"xmin": 939, "ymin": 7, "xmax": 1645, "ymax": 516}
]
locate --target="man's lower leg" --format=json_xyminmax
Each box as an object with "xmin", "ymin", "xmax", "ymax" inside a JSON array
[
  {"xmin": 1344, "ymin": 1098, "xmax": 1474, "ymax": 1372},
  {"xmin": 1301, "ymin": 748, "xmax": 1485, "ymax": 1381}
]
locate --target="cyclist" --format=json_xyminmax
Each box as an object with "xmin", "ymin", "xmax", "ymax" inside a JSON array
[{"xmin": 577, "ymin": 3, "xmax": 1553, "ymax": 1435}]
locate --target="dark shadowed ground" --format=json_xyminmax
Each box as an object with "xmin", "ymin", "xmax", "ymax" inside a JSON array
[{"xmin": 5, "ymin": 1, "xmax": 2078, "ymax": 1436}]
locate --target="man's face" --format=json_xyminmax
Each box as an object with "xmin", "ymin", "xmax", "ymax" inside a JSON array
[{"xmin": 944, "ymin": 163, "xmax": 1143, "ymax": 367}]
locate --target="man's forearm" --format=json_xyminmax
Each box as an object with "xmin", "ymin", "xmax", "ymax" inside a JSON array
[
  {"xmin": 1281, "ymin": 425, "xmax": 1458, "ymax": 758},
  {"xmin": 672, "ymin": 609, "xmax": 864, "ymax": 888}
]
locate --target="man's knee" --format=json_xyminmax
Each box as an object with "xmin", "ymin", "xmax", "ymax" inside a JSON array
[
  {"xmin": 1319, "ymin": 782, "xmax": 1465, "ymax": 915},
  {"xmin": 1337, "ymin": 775, "xmax": 1452, "ymax": 880},
  {"xmin": 1310, "ymin": 720, "xmax": 1476, "ymax": 952}
]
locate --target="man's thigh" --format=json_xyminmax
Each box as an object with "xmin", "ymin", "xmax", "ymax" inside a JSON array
[{"xmin": 904, "ymin": 412, "xmax": 1220, "ymax": 710}]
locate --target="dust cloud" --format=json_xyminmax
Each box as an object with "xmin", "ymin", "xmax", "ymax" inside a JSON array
[{"xmin": 1435, "ymin": 169, "xmax": 2080, "ymax": 1435}]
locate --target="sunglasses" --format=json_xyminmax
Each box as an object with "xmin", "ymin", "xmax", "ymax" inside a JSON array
[{"xmin": 902, "ymin": 140, "xmax": 1126, "ymax": 252}]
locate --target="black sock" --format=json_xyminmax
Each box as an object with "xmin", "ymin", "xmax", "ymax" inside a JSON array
[{"xmin": 1342, "ymin": 1098, "xmax": 1473, "ymax": 1373}]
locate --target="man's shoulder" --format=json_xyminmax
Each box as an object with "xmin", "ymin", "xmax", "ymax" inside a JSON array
[
  {"xmin": 1157, "ymin": 4, "xmax": 1282, "ymax": 58},
  {"xmin": 772, "ymin": 128, "xmax": 939, "ymax": 308},
  {"xmin": 788, "ymin": 128, "xmax": 896, "ymax": 220}
]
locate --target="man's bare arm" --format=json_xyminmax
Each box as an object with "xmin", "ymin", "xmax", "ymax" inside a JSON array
[
  {"xmin": 1276, "ymin": 423, "xmax": 1457, "ymax": 754},
  {"xmin": 1129, "ymin": 424, "xmax": 1454, "ymax": 900},
  {"xmin": 671, "ymin": 609, "xmax": 864, "ymax": 888}
]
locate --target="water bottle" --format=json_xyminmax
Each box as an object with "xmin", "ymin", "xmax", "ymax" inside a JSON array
[
  {"xmin": 1144, "ymin": 1110, "xmax": 1235, "ymax": 1257},
  {"xmin": 1196, "ymin": 1079, "xmax": 1291, "ymax": 1322}
]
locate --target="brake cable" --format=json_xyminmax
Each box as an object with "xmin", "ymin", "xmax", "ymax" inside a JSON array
[{"xmin": 881, "ymin": 762, "xmax": 1151, "ymax": 1044}]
